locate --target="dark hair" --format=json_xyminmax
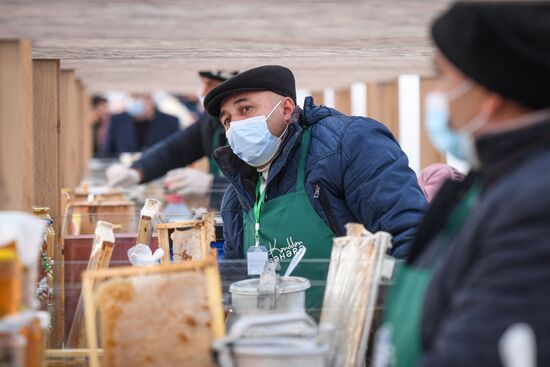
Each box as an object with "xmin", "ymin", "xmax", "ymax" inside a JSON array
[{"xmin": 92, "ymin": 95, "xmax": 108, "ymax": 107}]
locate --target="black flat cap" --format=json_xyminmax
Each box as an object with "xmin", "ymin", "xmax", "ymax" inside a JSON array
[
  {"xmin": 204, "ymin": 65, "xmax": 296, "ymax": 117},
  {"xmin": 198, "ymin": 70, "xmax": 239, "ymax": 82},
  {"xmin": 432, "ymin": 1, "xmax": 550, "ymax": 109}
]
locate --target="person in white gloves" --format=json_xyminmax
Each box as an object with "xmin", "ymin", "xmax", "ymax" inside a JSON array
[
  {"xmin": 105, "ymin": 70, "xmax": 238, "ymax": 209},
  {"xmin": 106, "ymin": 163, "xmax": 142, "ymax": 187},
  {"xmin": 164, "ymin": 168, "xmax": 215, "ymax": 199}
]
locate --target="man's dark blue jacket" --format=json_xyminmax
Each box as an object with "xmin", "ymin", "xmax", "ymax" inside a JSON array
[{"xmin": 214, "ymin": 97, "xmax": 428, "ymax": 259}]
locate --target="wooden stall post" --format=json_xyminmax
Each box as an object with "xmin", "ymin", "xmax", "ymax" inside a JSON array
[
  {"xmin": 76, "ymin": 80, "xmax": 93, "ymax": 179},
  {"xmin": 0, "ymin": 39, "xmax": 34, "ymax": 211},
  {"xmin": 366, "ymin": 80, "xmax": 399, "ymax": 139},
  {"xmin": 32, "ymin": 59, "xmax": 62, "ymax": 236},
  {"xmin": 310, "ymin": 90, "xmax": 324, "ymax": 106},
  {"xmin": 60, "ymin": 70, "xmax": 81, "ymax": 190},
  {"xmin": 82, "ymin": 88, "xmax": 93, "ymax": 173},
  {"xmin": 334, "ymin": 87, "xmax": 352, "ymax": 115}
]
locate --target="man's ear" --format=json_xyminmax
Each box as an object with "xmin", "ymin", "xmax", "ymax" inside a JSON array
[
  {"xmin": 480, "ymin": 91, "xmax": 505, "ymax": 121},
  {"xmin": 282, "ymin": 97, "xmax": 296, "ymax": 122}
]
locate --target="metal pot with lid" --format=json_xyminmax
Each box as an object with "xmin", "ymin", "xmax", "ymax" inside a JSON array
[
  {"xmin": 230, "ymin": 275, "xmax": 310, "ymax": 314},
  {"xmin": 213, "ymin": 313, "xmax": 329, "ymax": 367},
  {"xmin": 230, "ymin": 249, "xmax": 310, "ymax": 314},
  {"xmin": 227, "ymin": 256, "xmax": 312, "ymax": 336}
]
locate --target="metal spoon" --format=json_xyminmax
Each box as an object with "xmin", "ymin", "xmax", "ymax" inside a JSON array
[{"xmin": 283, "ymin": 246, "xmax": 306, "ymax": 278}]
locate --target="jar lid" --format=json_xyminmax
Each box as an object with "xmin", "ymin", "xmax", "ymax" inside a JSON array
[
  {"xmin": 0, "ymin": 248, "xmax": 17, "ymax": 262},
  {"xmin": 32, "ymin": 207, "xmax": 50, "ymax": 214}
]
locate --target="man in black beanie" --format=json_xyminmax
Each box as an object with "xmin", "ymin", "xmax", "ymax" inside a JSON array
[{"xmin": 378, "ymin": 2, "xmax": 550, "ymax": 366}]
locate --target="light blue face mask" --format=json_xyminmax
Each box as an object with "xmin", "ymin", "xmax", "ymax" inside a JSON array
[
  {"xmin": 126, "ymin": 98, "xmax": 147, "ymax": 117},
  {"xmin": 425, "ymin": 81, "xmax": 487, "ymax": 168},
  {"xmin": 226, "ymin": 100, "xmax": 284, "ymax": 167}
]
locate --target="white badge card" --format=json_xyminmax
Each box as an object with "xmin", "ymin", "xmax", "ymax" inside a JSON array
[{"xmin": 247, "ymin": 245, "xmax": 268, "ymax": 275}]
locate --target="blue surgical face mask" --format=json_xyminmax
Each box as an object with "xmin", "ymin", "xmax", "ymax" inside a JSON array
[
  {"xmin": 425, "ymin": 81, "xmax": 488, "ymax": 168},
  {"xmin": 125, "ymin": 98, "xmax": 147, "ymax": 117},
  {"xmin": 226, "ymin": 100, "xmax": 284, "ymax": 167}
]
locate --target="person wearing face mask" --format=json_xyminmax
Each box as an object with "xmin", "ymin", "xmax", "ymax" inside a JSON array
[
  {"xmin": 105, "ymin": 70, "xmax": 238, "ymax": 209},
  {"xmin": 90, "ymin": 95, "xmax": 111, "ymax": 157},
  {"xmin": 377, "ymin": 2, "xmax": 550, "ymax": 366},
  {"xmin": 205, "ymin": 65, "xmax": 428, "ymax": 316},
  {"xmin": 101, "ymin": 93, "xmax": 179, "ymax": 157}
]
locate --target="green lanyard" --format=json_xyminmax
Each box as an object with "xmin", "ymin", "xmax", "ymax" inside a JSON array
[{"xmin": 253, "ymin": 175, "xmax": 267, "ymax": 246}]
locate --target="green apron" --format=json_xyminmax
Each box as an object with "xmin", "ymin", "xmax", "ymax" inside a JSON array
[
  {"xmin": 209, "ymin": 127, "xmax": 223, "ymax": 176},
  {"xmin": 382, "ymin": 179, "xmax": 483, "ymax": 367},
  {"xmin": 243, "ymin": 128, "xmax": 335, "ymax": 317}
]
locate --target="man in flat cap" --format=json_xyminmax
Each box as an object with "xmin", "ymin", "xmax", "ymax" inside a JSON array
[
  {"xmin": 106, "ymin": 69, "xmax": 238, "ymax": 209},
  {"xmin": 205, "ymin": 65, "xmax": 428, "ymax": 315},
  {"xmin": 378, "ymin": 2, "xmax": 550, "ymax": 366}
]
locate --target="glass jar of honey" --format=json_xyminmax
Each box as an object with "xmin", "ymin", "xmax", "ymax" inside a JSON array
[{"xmin": 0, "ymin": 245, "xmax": 21, "ymax": 317}]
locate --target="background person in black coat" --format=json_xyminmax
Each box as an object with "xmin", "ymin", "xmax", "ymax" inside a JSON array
[
  {"xmin": 90, "ymin": 95, "xmax": 110, "ymax": 157},
  {"xmin": 101, "ymin": 93, "xmax": 180, "ymax": 157},
  {"xmin": 106, "ymin": 70, "xmax": 238, "ymax": 209}
]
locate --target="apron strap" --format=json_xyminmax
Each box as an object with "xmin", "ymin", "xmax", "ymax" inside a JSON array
[
  {"xmin": 251, "ymin": 127, "xmax": 312, "ymax": 245},
  {"xmin": 295, "ymin": 128, "xmax": 312, "ymax": 191},
  {"xmin": 209, "ymin": 127, "xmax": 223, "ymax": 176},
  {"xmin": 424, "ymin": 177, "xmax": 484, "ymax": 265}
]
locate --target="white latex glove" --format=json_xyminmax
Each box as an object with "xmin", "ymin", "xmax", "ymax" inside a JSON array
[
  {"xmin": 164, "ymin": 168, "xmax": 214, "ymax": 197},
  {"xmin": 106, "ymin": 164, "xmax": 141, "ymax": 187}
]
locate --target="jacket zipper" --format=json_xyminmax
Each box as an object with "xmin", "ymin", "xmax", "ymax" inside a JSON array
[{"xmin": 313, "ymin": 182, "xmax": 342, "ymax": 236}]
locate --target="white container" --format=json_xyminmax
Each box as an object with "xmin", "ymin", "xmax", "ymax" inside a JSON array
[{"xmin": 213, "ymin": 313, "xmax": 329, "ymax": 367}]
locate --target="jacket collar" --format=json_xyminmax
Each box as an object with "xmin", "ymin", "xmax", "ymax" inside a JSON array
[
  {"xmin": 409, "ymin": 116, "xmax": 550, "ymax": 264},
  {"xmin": 476, "ymin": 116, "xmax": 550, "ymax": 187}
]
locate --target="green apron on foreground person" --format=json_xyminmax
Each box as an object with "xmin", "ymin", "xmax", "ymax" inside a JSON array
[
  {"xmin": 381, "ymin": 179, "xmax": 482, "ymax": 367},
  {"xmin": 243, "ymin": 128, "xmax": 334, "ymax": 317}
]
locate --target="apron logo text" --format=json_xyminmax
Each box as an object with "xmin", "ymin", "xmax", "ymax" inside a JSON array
[{"xmin": 268, "ymin": 236, "xmax": 305, "ymax": 262}]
